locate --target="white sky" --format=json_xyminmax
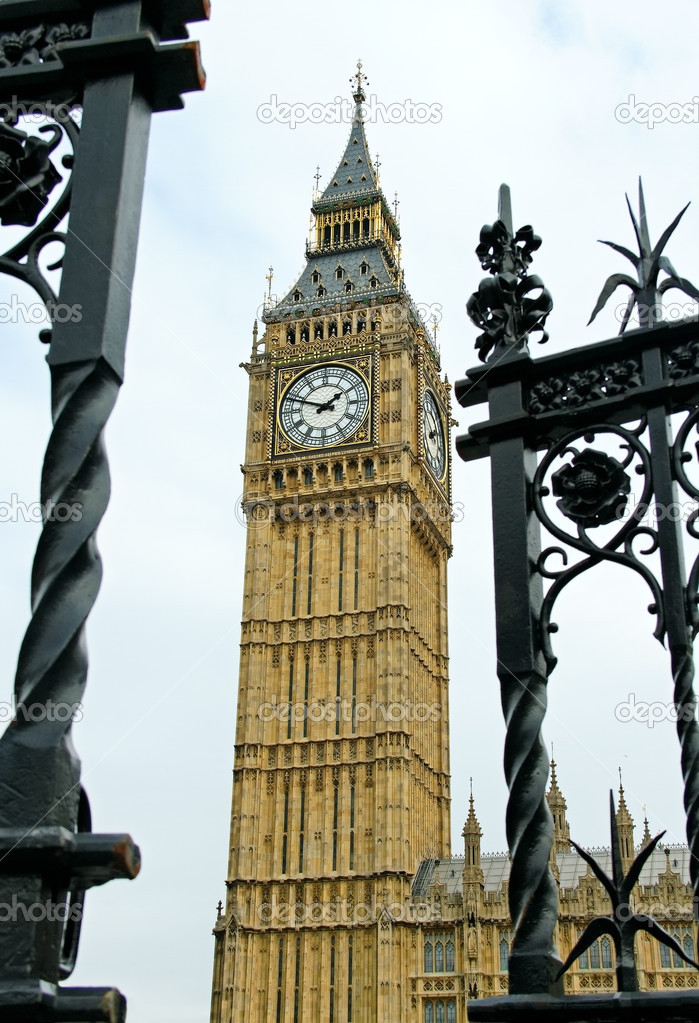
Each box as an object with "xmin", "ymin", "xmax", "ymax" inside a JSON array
[{"xmin": 1, "ymin": 1, "xmax": 699, "ymax": 1019}]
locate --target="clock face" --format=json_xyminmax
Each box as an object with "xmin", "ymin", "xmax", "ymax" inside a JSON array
[
  {"xmin": 279, "ymin": 363, "xmax": 370, "ymax": 448},
  {"xmin": 423, "ymin": 389, "xmax": 446, "ymax": 479}
]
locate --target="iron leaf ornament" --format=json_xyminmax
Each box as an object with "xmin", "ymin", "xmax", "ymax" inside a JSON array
[
  {"xmin": 467, "ymin": 184, "xmax": 553, "ymax": 362},
  {"xmin": 556, "ymin": 792, "xmax": 699, "ymax": 991},
  {"xmin": 0, "ymin": 120, "xmax": 63, "ymax": 226},
  {"xmin": 589, "ymin": 177, "xmax": 699, "ymax": 332}
]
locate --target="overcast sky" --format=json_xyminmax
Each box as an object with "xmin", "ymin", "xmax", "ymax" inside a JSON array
[{"xmin": 2, "ymin": 1, "xmax": 699, "ymax": 1019}]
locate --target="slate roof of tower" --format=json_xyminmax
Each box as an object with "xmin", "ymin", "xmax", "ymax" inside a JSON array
[
  {"xmin": 268, "ymin": 246, "xmax": 402, "ymax": 322},
  {"xmin": 414, "ymin": 846, "xmax": 693, "ymax": 897},
  {"xmin": 262, "ymin": 75, "xmax": 419, "ymax": 327},
  {"xmin": 320, "ymin": 97, "xmax": 379, "ymax": 201}
]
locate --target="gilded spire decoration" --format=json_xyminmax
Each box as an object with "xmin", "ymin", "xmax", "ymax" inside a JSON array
[{"xmin": 350, "ymin": 58, "xmax": 368, "ymax": 102}]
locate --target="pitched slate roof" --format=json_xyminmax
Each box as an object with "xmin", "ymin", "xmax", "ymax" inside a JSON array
[{"xmin": 415, "ymin": 846, "xmax": 692, "ymax": 898}]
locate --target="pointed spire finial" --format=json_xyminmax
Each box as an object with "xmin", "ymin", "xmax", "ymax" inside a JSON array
[
  {"xmin": 313, "ymin": 165, "xmax": 321, "ymax": 192},
  {"xmin": 266, "ymin": 266, "xmax": 274, "ymax": 301},
  {"xmin": 351, "ymin": 59, "xmax": 369, "ymax": 103}
]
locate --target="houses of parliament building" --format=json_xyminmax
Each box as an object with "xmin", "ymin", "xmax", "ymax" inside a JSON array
[{"xmin": 208, "ymin": 68, "xmax": 697, "ymax": 1022}]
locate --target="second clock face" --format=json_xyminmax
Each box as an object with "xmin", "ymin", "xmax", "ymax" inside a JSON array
[
  {"xmin": 423, "ymin": 389, "xmax": 446, "ymax": 480},
  {"xmin": 279, "ymin": 364, "xmax": 370, "ymax": 448}
]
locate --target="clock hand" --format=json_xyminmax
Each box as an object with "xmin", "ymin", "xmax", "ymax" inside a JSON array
[
  {"xmin": 315, "ymin": 391, "xmax": 342, "ymax": 414},
  {"xmin": 288, "ymin": 397, "xmax": 331, "ymax": 409}
]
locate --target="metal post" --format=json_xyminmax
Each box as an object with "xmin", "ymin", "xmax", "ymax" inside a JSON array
[
  {"xmin": 0, "ymin": 2, "xmax": 207, "ymax": 1018},
  {"xmin": 457, "ymin": 184, "xmax": 699, "ymax": 1020}
]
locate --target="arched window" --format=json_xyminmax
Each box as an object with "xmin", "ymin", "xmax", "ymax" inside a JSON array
[
  {"xmin": 323, "ymin": 225, "xmax": 330, "ymax": 246},
  {"xmin": 333, "ymin": 463, "xmax": 344, "ymax": 482},
  {"xmin": 300, "ymin": 325, "xmax": 309, "ymax": 343},
  {"xmin": 370, "ymin": 275, "xmax": 378, "ymax": 289},
  {"xmin": 445, "ymin": 940, "xmax": 454, "ymax": 972},
  {"xmin": 436, "ymin": 1002, "xmax": 445, "ymax": 1023},
  {"xmin": 311, "ymin": 271, "xmax": 320, "ymax": 284},
  {"xmin": 314, "ymin": 323, "xmax": 323, "ymax": 339},
  {"xmin": 601, "ymin": 937, "xmax": 612, "ymax": 969},
  {"xmin": 273, "ymin": 470, "xmax": 284, "ymax": 491},
  {"xmin": 328, "ymin": 320, "xmax": 337, "ymax": 338},
  {"xmin": 499, "ymin": 938, "xmax": 509, "ymax": 973},
  {"xmin": 343, "ymin": 319, "xmax": 352, "ymax": 336},
  {"xmin": 360, "ymin": 261, "xmax": 369, "ymax": 275},
  {"xmin": 335, "ymin": 266, "xmax": 344, "ymax": 280},
  {"xmin": 317, "ymin": 286, "xmax": 326, "ymax": 298},
  {"xmin": 345, "ymin": 281, "xmax": 354, "ymax": 293},
  {"xmin": 660, "ymin": 943, "xmax": 671, "ymax": 968},
  {"xmin": 357, "ymin": 317, "xmax": 366, "ymax": 333},
  {"xmin": 589, "ymin": 942, "xmax": 600, "ymax": 969},
  {"xmin": 303, "ymin": 468, "xmax": 313, "ymax": 485},
  {"xmin": 434, "ymin": 940, "xmax": 444, "ymax": 972},
  {"xmin": 293, "ymin": 290, "xmax": 302, "ymax": 302},
  {"xmin": 424, "ymin": 941, "xmax": 433, "ymax": 973},
  {"xmin": 286, "ymin": 328, "xmax": 295, "ymax": 344},
  {"xmin": 447, "ymin": 1002, "xmax": 456, "ymax": 1023},
  {"xmin": 424, "ymin": 1003, "xmax": 434, "ymax": 1023},
  {"xmin": 363, "ymin": 459, "xmax": 374, "ymax": 479},
  {"xmin": 684, "ymin": 934, "xmax": 695, "ymax": 964}
]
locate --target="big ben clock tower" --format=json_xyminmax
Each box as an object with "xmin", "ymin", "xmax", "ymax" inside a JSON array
[{"xmin": 210, "ymin": 65, "xmax": 453, "ymax": 1023}]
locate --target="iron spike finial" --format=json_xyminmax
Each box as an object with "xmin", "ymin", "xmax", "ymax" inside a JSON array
[{"xmin": 588, "ymin": 178, "xmax": 699, "ymax": 332}]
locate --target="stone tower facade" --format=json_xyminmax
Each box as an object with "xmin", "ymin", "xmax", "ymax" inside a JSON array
[{"xmin": 210, "ymin": 67, "xmax": 453, "ymax": 1023}]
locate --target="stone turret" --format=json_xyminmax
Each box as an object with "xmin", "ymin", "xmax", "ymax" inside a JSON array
[
  {"xmin": 546, "ymin": 758, "xmax": 571, "ymax": 855},
  {"xmin": 616, "ymin": 774, "xmax": 635, "ymax": 872}
]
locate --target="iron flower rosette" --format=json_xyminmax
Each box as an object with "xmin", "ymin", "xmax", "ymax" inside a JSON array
[{"xmin": 552, "ymin": 447, "xmax": 631, "ymax": 528}]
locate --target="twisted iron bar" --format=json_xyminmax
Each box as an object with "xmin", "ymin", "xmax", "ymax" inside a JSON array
[
  {"xmin": 669, "ymin": 645, "xmax": 699, "ymax": 905},
  {"xmin": 502, "ymin": 670, "xmax": 560, "ymax": 975},
  {"xmin": 0, "ymin": 358, "xmax": 119, "ymax": 827},
  {"xmin": 670, "ymin": 406, "xmax": 699, "ymax": 906}
]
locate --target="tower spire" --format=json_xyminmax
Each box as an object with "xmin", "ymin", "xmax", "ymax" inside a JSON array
[
  {"xmin": 546, "ymin": 754, "xmax": 571, "ymax": 854},
  {"xmin": 616, "ymin": 768, "xmax": 636, "ymax": 870},
  {"xmin": 462, "ymin": 782, "xmax": 484, "ymax": 887}
]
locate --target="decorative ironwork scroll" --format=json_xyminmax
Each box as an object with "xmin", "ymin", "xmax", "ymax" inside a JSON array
[
  {"xmin": 457, "ymin": 184, "xmax": 699, "ymax": 1021},
  {"xmin": 0, "ymin": 3, "xmax": 208, "ymax": 1020}
]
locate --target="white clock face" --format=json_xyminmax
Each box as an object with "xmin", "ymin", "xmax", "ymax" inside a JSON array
[
  {"xmin": 279, "ymin": 364, "xmax": 370, "ymax": 448},
  {"xmin": 423, "ymin": 389, "xmax": 446, "ymax": 479}
]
